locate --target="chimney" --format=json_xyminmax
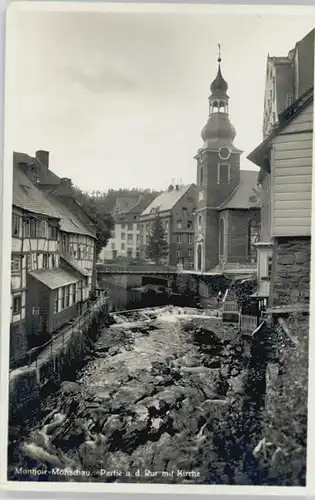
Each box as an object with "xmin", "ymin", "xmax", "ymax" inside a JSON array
[
  {"xmin": 36, "ymin": 150, "xmax": 49, "ymax": 169},
  {"xmin": 175, "ymin": 184, "xmax": 179, "ymax": 191},
  {"xmin": 168, "ymin": 184, "xmax": 174, "ymax": 192}
]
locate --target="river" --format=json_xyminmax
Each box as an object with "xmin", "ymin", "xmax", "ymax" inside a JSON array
[{"xmin": 8, "ymin": 305, "xmax": 253, "ymax": 485}]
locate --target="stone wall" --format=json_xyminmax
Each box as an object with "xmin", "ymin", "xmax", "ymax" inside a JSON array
[{"xmin": 270, "ymin": 237, "xmax": 311, "ymax": 307}]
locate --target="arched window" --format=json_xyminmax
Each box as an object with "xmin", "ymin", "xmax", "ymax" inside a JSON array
[
  {"xmin": 197, "ymin": 244, "xmax": 202, "ymax": 271},
  {"xmin": 219, "ymin": 218, "xmax": 225, "ymax": 258},
  {"xmin": 198, "ymin": 215, "xmax": 202, "ymax": 228},
  {"xmin": 219, "ymin": 101, "xmax": 226, "ymax": 113},
  {"xmin": 212, "ymin": 101, "xmax": 219, "ymax": 113}
]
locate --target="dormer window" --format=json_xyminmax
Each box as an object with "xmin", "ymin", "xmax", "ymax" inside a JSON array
[{"xmin": 217, "ymin": 163, "xmax": 230, "ymax": 184}]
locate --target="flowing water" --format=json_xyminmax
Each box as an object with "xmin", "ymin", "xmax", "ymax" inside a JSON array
[{"xmin": 9, "ymin": 306, "xmax": 251, "ymax": 484}]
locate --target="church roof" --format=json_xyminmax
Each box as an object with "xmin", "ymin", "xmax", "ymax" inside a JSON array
[
  {"xmin": 218, "ymin": 170, "xmax": 260, "ymax": 210},
  {"xmin": 140, "ymin": 184, "xmax": 195, "ymax": 216}
]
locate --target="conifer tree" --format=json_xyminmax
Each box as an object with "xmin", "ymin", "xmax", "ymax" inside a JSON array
[{"xmin": 146, "ymin": 215, "xmax": 168, "ymax": 265}]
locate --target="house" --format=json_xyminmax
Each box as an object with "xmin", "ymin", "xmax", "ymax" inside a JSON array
[
  {"xmin": 263, "ymin": 29, "xmax": 314, "ymax": 138},
  {"xmin": 138, "ymin": 183, "xmax": 197, "ymax": 269},
  {"xmin": 248, "ymin": 86, "xmax": 313, "ymax": 314},
  {"xmin": 194, "ymin": 54, "xmax": 260, "ymax": 276},
  {"xmin": 10, "ymin": 151, "xmax": 97, "ymax": 361},
  {"xmin": 99, "ymin": 194, "xmax": 157, "ymax": 261}
]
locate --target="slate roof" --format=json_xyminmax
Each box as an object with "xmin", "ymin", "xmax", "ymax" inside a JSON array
[
  {"xmin": 13, "ymin": 155, "xmax": 96, "ymax": 239},
  {"xmin": 218, "ymin": 170, "xmax": 260, "ymax": 210},
  {"xmin": 61, "ymin": 253, "xmax": 90, "ymax": 277},
  {"xmin": 141, "ymin": 185, "xmax": 194, "ymax": 216},
  {"xmin": 28, "ymin": 268, "xmax": 79, "ymax": 290},
  {"xmin": 13, "ymin": 165, "xmax": 60, "ymax": 219},
  {"xmin": 41, "ymin": 192, "xmax": 96, "ymax": 238}
]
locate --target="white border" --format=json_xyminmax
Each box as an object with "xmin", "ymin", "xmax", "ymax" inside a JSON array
[{"xmin": 1, "ymin": 2, "xmax": 315, "ymax": 496}]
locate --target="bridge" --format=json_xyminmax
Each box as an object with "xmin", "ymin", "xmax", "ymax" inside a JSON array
[{"xmin": 96, "ymin": 262, "xmax": 256, "ymax": 279}]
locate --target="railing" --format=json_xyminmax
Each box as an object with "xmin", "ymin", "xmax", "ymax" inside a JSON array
[
  {"xmin": 97, "ymin": 263, "xmax": 178, "ymax": 274},
  {"xmin": 239, "ymin": 314, "xmax": 258, "ymax": 332},
  {"xmin": 223, "ymin": 301, "xmax": 240, "ymax": 312},
  {"xmin": 10, "ymin": 291, "xmax": 108, "ymax": 371}
]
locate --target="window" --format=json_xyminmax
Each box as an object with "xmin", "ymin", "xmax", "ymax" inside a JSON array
[
  {"xmin": 32, "ymin": 306, "xmax": 40, "ymax": 316},
  {"xmin": 38, "ymin": 220, "xmax": 47, "ymax": 238},
  {"xmin": 71, "ymin": 283, "xmax": 76, "ymax": 304},
  {"xmin": 23, "ymin": 219, "xmax": 30, "ymax": 238},
  {"xmin": 65, "ymin": 286, "xmax": 70, "ymax": 308},
  {"xmin": 219, "ymin": 218, "xmax": 225, "ymax": 258},
  {"xmin": 27, "ymin": 254, "xmax": 32, "ymax": 271},
  {"xmin": 199, "ymin": 166, "xmax": 204, "ymax": 186},
  {"xmin": 121, "ymin": 223, "xmax": 125, "ymax": 229},
  {"xmin": 30, "ymin": 219, "xmax": 37, "ymax": 238},
  {"xmin": 140, "ymin": 236, "xmax": 144, "ymax": 245},
  {"xmin": 60, "ymin": 287, "xmax": 65, "ymax": 310},
  {"xmin": 176, "ymin": 249, "xmax": 182, "ymax": 258},
  {"xmin": 121, "ymin": 243, "xmax": 125, "ymax": 250},
  {"xmin": 146, "ymin": 224, "xmax": 150, "ymax": 232},
  {"xmin": 51, "ymin": 254, "xmax": 56, "ymax": 269},
  {"xmin": 128, "ymin": 234, "xmax": 133, "ymax": 244},
  {"xmin": 187, "ymin": 220, "xmax": 193, "ymax": 229},
  {"xmin": 177, "ymin": 234, "xmax": 182, "ymax": 243},
  {"xmin": 42, "ymin": 253, "xmax": 49, "ymax": 270},
  {"xmin": 272, "ymin": 112, "xmax": 276, "ymax": 124},
  {"xmin": 286, "ymin": 93, "xmax": 293, "ymax": 108},
  {"xmin": 12, "ymin": 295, "xmax": 22, "ymax": 315},
  {"xmin": 268, "ymin": 256, "xmax": 272, "ymax": 277},
  {"xmin": 188, "ymin": 234, "xmax": 193, "ymax": 244},
  {"xmin": 137, "ymin": 224, "xmax": 141, "ymax": 231},
  {"xmin": 198, "ymin": 215, "xmax": 202, "ymax": 228},
  {"xmin": 218, "ymin": 163, "xmax": 230, "ymax": 184},
  {"xmin": 121, "ymin": 232, "xmax": 125, "ymax": 240},
  {"xmin": 188, "ymin": 249, "xmax": 193, "ymax": 258},
  {"xmin": 12, "ymin": 215, "xmax": 20, "ymax": 237},
  {"xmin": 176, "ymin": 221, "xmax": 182, "ymax": 229},
  {"xmin": 127, "ymin": 223, "xmax": 132, "ymax": 231},
  {"xmin": 53, "ymin": 291, "xmax": 59, "ymax": 314},
  {"xmin": 48, "ymin": 224, "xmax": 58, "ymax": 240},
  {"xmin": 11, "ymin": 255, "xmax": 21, "ymax": 273},
  {"xmin": 136, "ymin": 234, "xmax": 140, "ymax": 243},
  {"xmin": 127, "ymin": 249, "xmax": 132, "ymax": 258},
  {"xmin": 165, "ymin": 221, "xmax": 169, "ymax": 230}
]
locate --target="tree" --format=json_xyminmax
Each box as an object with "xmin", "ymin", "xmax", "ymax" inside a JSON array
[
  {"xmin": 72, "ymin": 187, "xmax": 115, "ymax": 258},
  {"xmin": 146, "ymin": 215, "xmax": 168, "ymax": 265}
]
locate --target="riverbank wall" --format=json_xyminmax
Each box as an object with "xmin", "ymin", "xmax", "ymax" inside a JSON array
[{"xmin": 9, "ymin": 297, "xmax": 109, "ymax": 422}]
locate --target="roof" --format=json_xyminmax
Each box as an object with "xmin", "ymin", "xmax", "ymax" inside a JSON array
[
  {"xmin": 248, "ymin": 86, "xmax": 313, "ymax": 169},
  {"xmin": 12, "ymin": 165, "xmax": 61, "ymax": 219},
  {"xmin": 140, "ymin": 184, "xmax": 195, "ymax": 216},
  {"xmin": 61, "ymin": 253, "xmax": 90, "ymax": 277},
  {"xmin": 218, "ymin": 170, "xmax": 260, "ymax": 210},
  {"xmin": 28, "ymin": 268, "xmax": 79, "ymax": 290},
  {"xmin": 40, "ymin": 192, "xmax": 96, "ymax": 238},
  {"xmin": 113, "ymin": 195, "xmax": 140, "ymax": 215}
]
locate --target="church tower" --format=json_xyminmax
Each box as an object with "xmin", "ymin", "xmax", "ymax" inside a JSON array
[{"xmin": 194, "ymin": 48, "xmax": 242, "ymax": 272}]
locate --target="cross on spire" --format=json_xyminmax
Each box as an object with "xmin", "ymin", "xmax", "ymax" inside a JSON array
[{"xmin": 218, "ymin": 43, "xmax": 222, "ymax": 63}]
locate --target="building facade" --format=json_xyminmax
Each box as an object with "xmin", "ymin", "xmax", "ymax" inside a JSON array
[
  {"xmin": 99, "ymin": 195, "xmax": 155, "ymax": 261},
  {"xmin": 248, "ymin": 88, "xmax": 313, "ymax": 313},
  {"xmin": 263, "ymin": 29, "xmax": 314, "ymax": 138},
  {"xmin": 10, "ymin": 151, "xmax": 97, "ymax": 361},
  {"xmin": 138, "ymin": 184, "xmax": 197, "ymax": 269},
  {"xmin": 194, "ymin": 55, "xmax": 260, "ymax": 274}
]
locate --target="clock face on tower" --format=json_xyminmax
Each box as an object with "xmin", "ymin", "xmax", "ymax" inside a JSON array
[{"xmin": 219, "ymin": 146, "xmax": 231, "ymax": 160}]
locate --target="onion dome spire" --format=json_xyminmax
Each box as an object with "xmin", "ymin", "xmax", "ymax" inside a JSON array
[{"xmin": 210, "ymin": 43, "xmax": 228, "ymax": 98}]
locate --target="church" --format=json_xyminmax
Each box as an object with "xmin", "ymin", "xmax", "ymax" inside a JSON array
[{"xmin": 194, "ymin": 53, "xmax": 261, "ymax": 275}]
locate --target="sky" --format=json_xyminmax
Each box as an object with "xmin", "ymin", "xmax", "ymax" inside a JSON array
[{"xmin": 5, "ymin": 6, "xmax": 315, "ymax": 192}]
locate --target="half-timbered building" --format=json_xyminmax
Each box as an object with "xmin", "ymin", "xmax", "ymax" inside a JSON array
[{"xmin": 10, "ymin": 152, "xmax": 97, "ymax": 361}]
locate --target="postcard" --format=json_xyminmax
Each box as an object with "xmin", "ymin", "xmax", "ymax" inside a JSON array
[{"xmin": 1, "ymin": 2, "xmax": 315, "ymax": 495}]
